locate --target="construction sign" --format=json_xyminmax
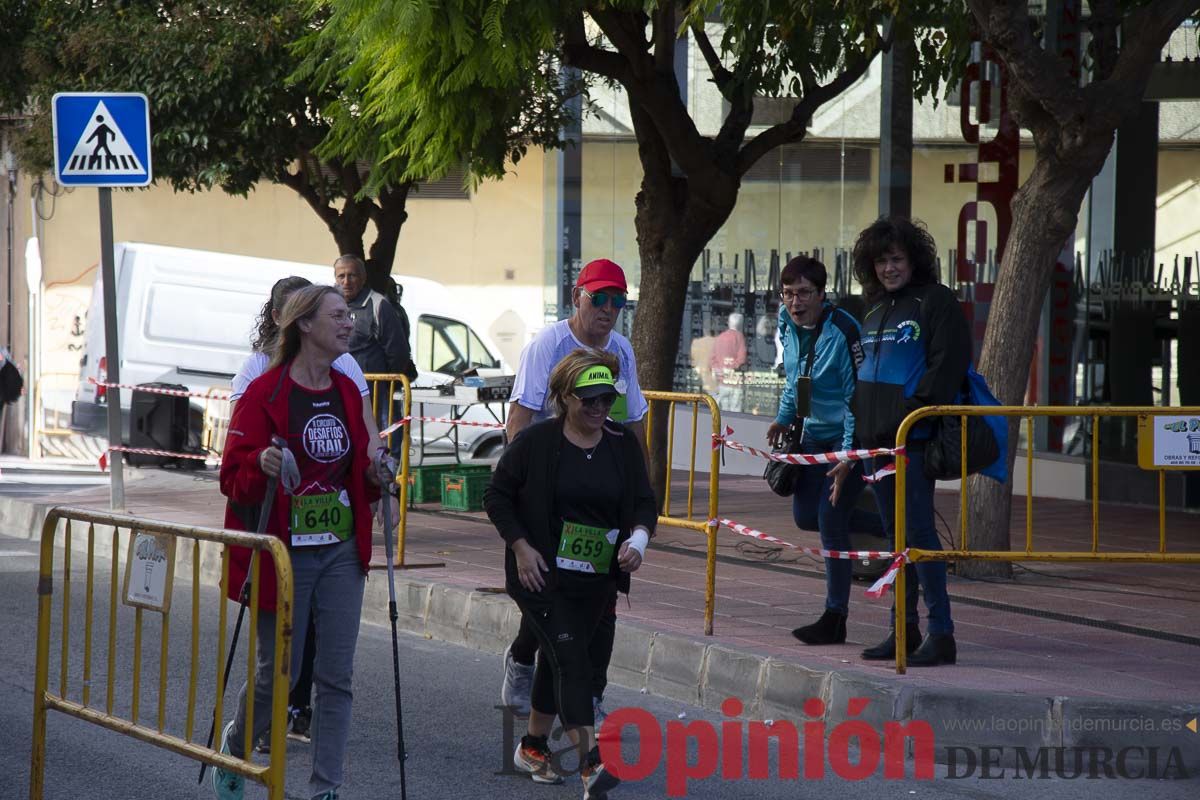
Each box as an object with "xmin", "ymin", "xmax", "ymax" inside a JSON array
[
  {"xmin": 1137, "ymin": 414, "xmax": 1200, "ymax": 470},
  {"xmin": 52, "ymin": 92, "xmax": 152, "ymax": 187}
]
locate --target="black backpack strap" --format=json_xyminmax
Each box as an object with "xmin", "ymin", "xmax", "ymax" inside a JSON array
[{"xmin": 802, "ymin": 307, "xmax": 832, "ymax": 377}]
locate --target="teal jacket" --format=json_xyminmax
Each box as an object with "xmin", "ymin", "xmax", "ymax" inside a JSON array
[{"xmin": 776, "ymin": 301, "xmax": 864, "ymax": 449}]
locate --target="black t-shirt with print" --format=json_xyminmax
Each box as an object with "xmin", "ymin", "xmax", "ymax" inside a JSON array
[
  {"xmin": 553, "ymin": 436, "xmax": 623, "ymax": 588},
  {"xmin": 287, "ymin": 382, "xmax": 352, "ymax": 544}
]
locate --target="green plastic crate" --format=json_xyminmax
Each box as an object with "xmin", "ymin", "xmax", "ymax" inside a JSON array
[
  {"xmin": 441, "ymin": 470, "xmax": 491, "ymax": 512},
  {"xmin": 407, "ymin": 462, "xmax": 489, "ymax": 503}
]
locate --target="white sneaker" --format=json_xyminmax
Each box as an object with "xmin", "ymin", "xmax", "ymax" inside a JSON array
[
  {"xmin": 500, "ymin": 644, "xmax": 534, "ymax": 716},
  {"xmin": 514, "ymin": 737, "xmax": 564, "ymax": 785},
  {"xmin": 212, "ymin": 721, "xmax": 245, "ymax": 800}
]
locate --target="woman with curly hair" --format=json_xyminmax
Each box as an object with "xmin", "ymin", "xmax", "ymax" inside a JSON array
[{"xmin": 851, "ymin": 217, "xmax": 971, "ymax": 668}]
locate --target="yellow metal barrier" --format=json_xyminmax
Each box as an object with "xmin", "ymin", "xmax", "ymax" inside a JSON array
[
  {"xmin": 891, "ymin": 405, "xmax": 1200, "ymax": 674},
  {"xmin": 643, "ymin": 390, "xmax": 722, "ymax": 635},
  {"xmin": 30, "ymin": 506, "xmax": 294, "ymax": 799},
  {"xmin": 364, "ymin": 373, "xmax": 413, "ymax": 567}
]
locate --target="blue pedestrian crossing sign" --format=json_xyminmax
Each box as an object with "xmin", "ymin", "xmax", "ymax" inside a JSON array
[{"xmin": 52, "ymin": 92, "xmax": 152, "ymax": 187}]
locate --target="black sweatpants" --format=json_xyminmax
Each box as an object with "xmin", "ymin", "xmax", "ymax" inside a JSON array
[
  {"xmin": 510, "ymin": 583, "xmax": 617, "ymax": 728},
  {"xmin": 511, "ymin": 591, "xmax": 617, "ymax": 699}
]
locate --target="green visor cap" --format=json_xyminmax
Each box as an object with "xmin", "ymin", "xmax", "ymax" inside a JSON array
[{"xmin": 574, "ymin": 365, "xmax": 621, "ymax": 399}]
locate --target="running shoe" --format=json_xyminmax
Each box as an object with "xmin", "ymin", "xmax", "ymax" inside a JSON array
[
  {"xmin": 211, "ymin": 721, "xmax": 245, "ymax": 800},
  {"xmin": 288, "ymin": 705, "xmax": 313, "ymax": 743},
  {"xmin": 500, "ymin": 644, "xmax": 534, "ymax": 717},
  {"xmin": 582, "ymin": 760, "xmax": 620, "ymax": 799},
  {"xmin": 514, "ymin": 734, "xmax": 564, "ymax": 785}
]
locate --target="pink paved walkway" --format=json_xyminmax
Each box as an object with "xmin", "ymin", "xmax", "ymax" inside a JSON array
[{"xmin": 9, "ymin": 468, "xmax": 1199, "ymax": 704}]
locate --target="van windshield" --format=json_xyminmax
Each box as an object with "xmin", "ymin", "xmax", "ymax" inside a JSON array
[{"xmin": 416, "ymin": 315, "xmax": 500, "ymax": 375}]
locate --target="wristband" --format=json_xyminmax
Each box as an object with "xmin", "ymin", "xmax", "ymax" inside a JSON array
[{"xmin": 627, "ymin": 528, "xmax": 650, "ymax": 557}]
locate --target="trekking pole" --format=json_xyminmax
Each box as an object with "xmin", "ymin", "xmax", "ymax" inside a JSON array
[
  {"xmin": 377, "ymin": 449, "xmax": 409, "ymax": 800},
  {"xmin": 199, "ymin": 434, "xmax": 288, "ymax": 783}
]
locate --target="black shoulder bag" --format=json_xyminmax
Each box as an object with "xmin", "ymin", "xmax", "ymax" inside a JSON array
[
  {"xmin": 917, "ymin": 291, "xmax": 1001, "ymax": 481},
  {"xmin": 763, "ymin": 310, "xmax": 828, "ymax": 497},
  {"xmin": 923, "ymin": 369, "xmax": 1002, "ymax": 481}
]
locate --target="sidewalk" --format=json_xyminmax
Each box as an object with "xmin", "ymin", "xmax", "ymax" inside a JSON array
[{"xmin": 3, "ymin": 464, "xmax": 1199, "ymax": 766}]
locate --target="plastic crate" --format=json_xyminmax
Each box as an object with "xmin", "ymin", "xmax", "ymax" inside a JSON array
[
  {"xmin": 408, "ymin": 462, "xmax": 490, "ymax": 503},
  {"xmin": 440, "ymin": 470, "xmax": 491, "ymax": 512}
]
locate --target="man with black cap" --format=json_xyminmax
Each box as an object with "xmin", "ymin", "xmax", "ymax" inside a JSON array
[{"xmin": 500, "ymin": 258, "xmax": 649, "ymax": 730}]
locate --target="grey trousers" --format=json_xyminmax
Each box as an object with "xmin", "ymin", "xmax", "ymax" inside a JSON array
[{"xmin": 228, "ymin": 537, "xmax": 366, "ymax": 798}]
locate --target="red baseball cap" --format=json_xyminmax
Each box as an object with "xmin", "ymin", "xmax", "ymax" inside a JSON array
[{"xmin": 575, "ymin": 258, "xmax": 628, "ymax": 293}]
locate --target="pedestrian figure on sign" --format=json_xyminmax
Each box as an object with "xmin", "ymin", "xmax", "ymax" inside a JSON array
[{"xmin": 87, "ymin": 115, "xmax": 117, "ymax": 169}]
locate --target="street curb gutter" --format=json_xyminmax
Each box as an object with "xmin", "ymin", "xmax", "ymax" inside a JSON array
[{"xmin": 6, "ymin": 496, "xmax": 1198, "ymax": 772}]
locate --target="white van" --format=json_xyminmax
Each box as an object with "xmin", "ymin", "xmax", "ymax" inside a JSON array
[{"xmin": 70, "ymin": 242, "xmax": 511, "ymax": 459}]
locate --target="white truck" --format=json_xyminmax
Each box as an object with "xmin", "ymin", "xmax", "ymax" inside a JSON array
[{"xmin": 70, "ymin": 242, "xmax": 511, "ymax": 459}]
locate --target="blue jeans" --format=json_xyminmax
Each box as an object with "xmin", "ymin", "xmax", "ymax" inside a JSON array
[
  {"xmin": 871, "ymin": 447, "xmax": 953, "ymax": 635},
  {"xmin": 791, "ymin": 437, "xmax": 881, "ymax": 615},
  {"xmin": 228, "ymin": 537, "xmax": 366, "ymax": 798}
]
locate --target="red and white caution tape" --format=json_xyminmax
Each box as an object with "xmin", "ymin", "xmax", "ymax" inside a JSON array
[
  {"xmin": 378, "ymin": 415, "xmax": 506, "ymax": 439},
  {"xmin": 712, "ymin": 518, "xmax": 895, "ymax": 560},
  {"xmin": 714, "ymin": 518, "xmax": 805, "ymax": 550},
  {"xmin": 862, "ymin": 462, "xmax": 897, "ymax": 484},
  {"xmin": 712, "ymin": 426, "xmax": 900, "ymax": 465},
  {"xmin": 89, "ymin": 378, "xmax": 231, "ymax": 401},
  {"xmin": 864, "ymin": 550, "xmax": 909, "ymax": 598},
  {"xmin": 99, "ymin": 446, "xmax": 216, "ymax": 471},
  {"xmin": 711, "ymin": 517, "xmax": 901, "ymax": 600},
  {"xmin": 711, "ymin": 426, "xmax": 902, "ymax": 483}
]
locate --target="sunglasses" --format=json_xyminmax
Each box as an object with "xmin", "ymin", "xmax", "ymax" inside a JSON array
[
  {"xmin": 573, "ymin": 392, "xmax": 618, "ymax": 409},
  {"xmin": 582, "ymin": 289, "xmax": 628, "ymax": 310}
]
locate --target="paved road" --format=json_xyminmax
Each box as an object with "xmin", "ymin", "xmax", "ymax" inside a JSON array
[{"xmin": 0, "ymin": 531, "xmax": 1195, "ymax": 799}]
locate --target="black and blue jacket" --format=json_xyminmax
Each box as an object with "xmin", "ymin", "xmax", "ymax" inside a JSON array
[{"xmin": 853, "ymin": 282, "xmax": 972, "ymax": 449}]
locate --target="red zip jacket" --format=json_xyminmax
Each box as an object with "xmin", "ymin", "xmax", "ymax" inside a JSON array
[{"xmin": 219, "ymin": 362, "xmax": 380, "ymax": 611}]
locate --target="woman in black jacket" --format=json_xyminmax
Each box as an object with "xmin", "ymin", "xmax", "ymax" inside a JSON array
[
  {"xmin": 851, "ymin": 217, "xmax": 971, "ymax": 668},
  {"xmin": 485, "ymin": 348, "xmax": 656, "ymax": 798}
]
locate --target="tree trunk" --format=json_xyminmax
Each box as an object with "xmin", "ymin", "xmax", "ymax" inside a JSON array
[
  {"xmin": 365, "ymin": 182, "xmax": 414, "ymax": 293},
  {"xmin": 633, "ymin": 218, "xmax": 709, "ymax": 502},
  {"xmin": 629, "ymin": 168, "xmax": 739, "ymax": 502},
  {"xmin": 329, "ymin": 197, "xmax": 372, "ymax": 264},
  {"xmin": 961, "ymin": 136, "xmax": 1110, "ymax": 578}
]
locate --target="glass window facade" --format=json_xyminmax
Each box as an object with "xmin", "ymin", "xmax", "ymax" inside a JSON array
[{"xmin": 564, "ymin": 29, "xmax": 1200, "ymax": 462}]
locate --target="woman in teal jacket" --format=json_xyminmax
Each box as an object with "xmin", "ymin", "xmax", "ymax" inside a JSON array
[{"xmin": 767, "ymin": 255, "xmax": 878, "ymax": 645}]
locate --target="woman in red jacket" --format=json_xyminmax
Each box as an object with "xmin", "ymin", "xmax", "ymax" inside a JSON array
[{"xmin": 213, "ymin": 284, "xmax": 384, "ymax": 800}]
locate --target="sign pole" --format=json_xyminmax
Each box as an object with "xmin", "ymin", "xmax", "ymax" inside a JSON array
[
  {"xmin": 52, "ymin": 92, "xmax": 150, "ymax": 511},
  {"xmin": 99, "ymin": 187, "xmax": 124, "ymax": 511}
]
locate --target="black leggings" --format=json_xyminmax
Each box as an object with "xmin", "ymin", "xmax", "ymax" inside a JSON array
[
  {"xmin": 511, "ymin": 592, "xmax": 617, "ymax": 699},
  {"xmin": 511, "ymin": 584, "xmax": 616, "ymax": 728}
]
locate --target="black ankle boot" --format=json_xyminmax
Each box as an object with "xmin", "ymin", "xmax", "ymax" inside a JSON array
[
  {"xmin": 907, "ymin": 633, "xmax": 957, "ymax": 667},
  {"xmin": 860, "ymin": 627, "xmax": 921, "ymax": 660},
  {"xmin": 792, "ymin": 610, "xmax": 848, "ymax": 645}
]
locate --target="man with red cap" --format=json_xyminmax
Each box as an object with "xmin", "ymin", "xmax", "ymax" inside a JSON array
[
  {"xmin": 500, "ymin": 258, "xmax": 648, "ymax": 739},
  {"xmin": 505, "ymin": 258, "xmax": 647, "ymax": 442}
]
